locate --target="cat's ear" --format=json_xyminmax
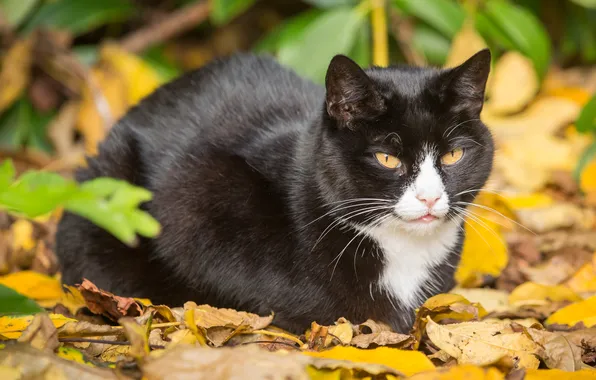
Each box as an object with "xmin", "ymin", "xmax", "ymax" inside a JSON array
[
  {"xmin": 325, "ymin": 55, "xmax": 386, "ymax": 129},
  {"xmin": 442, "ymin": 49, "xmax": 491, "ymax": 114}
]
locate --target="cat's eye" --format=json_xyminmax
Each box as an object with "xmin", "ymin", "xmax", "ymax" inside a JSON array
[
  {"xmin": 441, "ymin": 148, "xmax": 464, "ymax": 166},
  {"xmin": 375, "ymin": 152, "xmax": 401, "ymax": 169}
]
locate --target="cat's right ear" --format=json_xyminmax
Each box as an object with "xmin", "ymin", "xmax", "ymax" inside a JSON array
[{"xmin": 325, "ymin": 55, "xmax": 386, "ymax": 129}]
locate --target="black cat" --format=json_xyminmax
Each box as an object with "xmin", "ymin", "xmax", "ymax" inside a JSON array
[{"xmin": 56, "ymin": 49, "xmax": 494, "ymax": 333}]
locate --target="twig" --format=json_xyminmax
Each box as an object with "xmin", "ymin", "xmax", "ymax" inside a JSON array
[
  {"xmin": 59, "ymin": 337, "xmax": 165, "ymax": 350},
  {"xmin": 250, "ymin": 329, "xmax": 305, "ymax": 347},
  {"xmin": 120, "ymin": 1, "xmax": 210, "ymax": 53},
  {"xmin": 241, "ymin": 340, "xmax": 301, "ymax": 350}
]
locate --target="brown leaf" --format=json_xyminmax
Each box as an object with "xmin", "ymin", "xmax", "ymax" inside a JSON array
[
  {"xmin": 78, "ymin": 278, "xmax": 142, "ymax": 321},
  {"xmin": 142, "ymin": 344, "xmax": 311, "ymax": 380},
  {"xmin": 526, "ymin": 328, "xmax": 584, "ymax": 371},
  {"xmin": 57, "ymin": 320, "xmax": 122, "ymax": 338},
  {"xmin": 516, "ymin": 203, "xmax": 595, "ymax": 233},
  {"xmin": 183, "ymin": 302, "xmax": 272, "ymax": 330},
  {"xmin": 0, "ymin": 37, "xmax": 34, "ymax": 113},
  {"xmin": 17, "ymin": 313, "xmax": 59, "ymax": 352},
  {"xmin": 0, "ymin": 343, "xmax": 118, "ymax": 379},
  {"xmin": 351, "ymin": 319, "xmax": 412, "ymax": 348}
]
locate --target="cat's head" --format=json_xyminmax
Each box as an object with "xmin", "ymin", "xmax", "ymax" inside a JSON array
[{"xmin": 317, "ymin": 49, "xmax": 494, "ymax": 236}]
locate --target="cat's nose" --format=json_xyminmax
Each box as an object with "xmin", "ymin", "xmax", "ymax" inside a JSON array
[{"xmin": 416, "ymin": 194, "xmax": 441, "ymax": 208}]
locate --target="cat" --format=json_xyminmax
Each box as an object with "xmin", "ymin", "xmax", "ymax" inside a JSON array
[{"xmin": 55, "ymin": 49, "xmax": 494, "ymax": 334}]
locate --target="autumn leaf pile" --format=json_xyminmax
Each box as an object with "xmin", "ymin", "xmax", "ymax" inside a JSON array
[{"xmin": 1, "ymin": 12, "xmax": 596, "ymax": 380}]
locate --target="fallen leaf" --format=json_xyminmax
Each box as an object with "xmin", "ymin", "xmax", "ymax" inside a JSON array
[
  {"xmin": 0, "ymin": 270, "xmax": 62, "ymax": 305},
  {"xmin": 449, "ymin": 287, "xmax": 510, "ymax": 313},
  {"xmin": 326, "ymin": 318, "xmax": 353, "ymax": 347},
  {"xmin": 0, "ymin": 313, "xmax": 75, "ymax": 339},
  {"xmin": 57, "ymin": 320, "xmax": 122, "ymax": 338},
  {"xmin": 0, "ymin": 343, "xmax": 118, "ymax": 379},
  {"xmin": 546, "ymin": 295, "xmax": 596, "ymax": 328},
  {"xmin": 486, "ymin": 51, "xmax": 539, "ymax": 115},
  {"xmin": 502, "ymin": 193, "xmax": 555, "ymax": 210},
  {"xmin": 99, "ymin": 344, "xmax": 131, "ymax": 363},
  {"xmin": 407, "ymin": 364, "xmax": 505, "ymax": 380},
  {"xmin": 10, "ymin": 219, "xmax": 35, "ymax": 252},
  {"xmin": 0, "ymin": 37, "xmax": 34, "ymax": 113},
  {"xmin": 508, "ymin": 282, "xmax": 582, "ymax": 306},
  {"xmin": 142, "ymin": 344, "xmax": 311, "ymax": 380},
  {"xmin": 567, "ymin": 252, "xmax": 596, "ymax": 294},
  {"xmin": 56, "ymin": 346, "xmax": 96, "ymax": 367},
  {"xmin": 304, "ymin": 346, "xmax": 434, "ymax": 377},
  {"xmin": 17, "ymin": 313, "xmax": 59, "ymax": 352},
  {"xmin": 425, "ymin": 318, "xmax": 542, "ymax": 369},
  {"xmin": 350, "ymin": 319, "xmax": 412, "ymax": 349},
  {"xmin": 525, "ymin": 328, "xmax": 584, "ymax": 371},
  {"xmin": 516, "ymin": 203, "xmax": 595, "ymax": 233},
  {"xmin": 412, "ymin": 293, "xmax": 487, "ymax": 347},
  {"xmin": 78, "ymin": 278, "xmax": 142, "ymax": 321},
  {"xmin": 580, "ymin": 158, "xmax": 596, "ymax": 196},
  {"xmin": 524, "ymin": 368, "xmax": 596, "ymax": 380},
  {"xmin": 60, "ymin": 284, "xmax": 88, "ymax": 315},
  {"xmin": 119, "ymin": 317, "xmax": 149, "ymax": 359}
]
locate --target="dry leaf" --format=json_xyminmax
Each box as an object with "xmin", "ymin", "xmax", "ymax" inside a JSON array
[
  {"xmin": 0, "ymin": 37, "xmax": 34, "ymax": 113},
  {"xmin": 142, "ymin": 344, "xmax": 311, "ymax": 380},
  {"xmin": 77, "ymin": 278, "xmax": 142, "ymax": 321},
  {"xmin": 425, "ymin": 318, "xmax": 542, "ymax": 369},
  {"xmin": 508, "ymin": 282, "xmax": 582, "ymax": 306},
  {"xmin": 444, "ymin": 22, "xmax": 488, "ymax": 68},
  {"xmin": 449, "ymin": 287, "xmax": 510, "ymax": 313},
  {"xmin": 304, "ymin": 346, "xmax": 434, "ymax": 377},
  {"xmin": 0, "ymin": 343, "xmax": 118, "ymax": 379},
  {"xmin": 516, "ymin": 203, "xmax": 595, "ymax": 233},
  {"xmin": 486, "ymin": 51, "xmax": 539, "ymax": 115},
  {"xmin": 119, "ymin": 317, "xmax": 149, "ymax": 359},
  {"xmin": 580, "ymin": 158, "xmax": 596, "ymax": 197},
  {"xmin": 524, "ymin": 368, "xmax": 596, "ymax": 380},
  {"xmin": 350, "ymin": 319, "xmax": 412, "ymax": 348},
  {"xmin": 17, "ymin": 313, "xmax": 59, "ymax": 352},
  {"xmin": 546, "ymin": 295, "xmax": 596, "ymax": 328},
  {"xmin": 525, "ymin": 328, "xmax": 584, "ymax": 371},
  {"xmin": 0, "ymin": 313, "xmax": 75, "ymax": 339},
  {"xmin": 57, "ymin": 320, "xmax": 122, "ymax": 338}
]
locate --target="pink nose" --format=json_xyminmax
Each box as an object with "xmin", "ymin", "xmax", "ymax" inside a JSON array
[{"xmin": 416, "ymin": 194, "xmax": 441, "ymax": 208}]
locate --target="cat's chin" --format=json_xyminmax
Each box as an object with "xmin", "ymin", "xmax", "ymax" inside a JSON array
[{"xmin": 375, "ymin": 215, "xmax": 449, "ymax": 237}]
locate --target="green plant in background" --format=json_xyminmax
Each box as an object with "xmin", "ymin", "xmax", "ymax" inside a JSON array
[
  {"xmin": 575, "ymin": 93, "xmax": 596, "ymax": 182},
  {"xmin": 0, "ymin": 159, "xmax": 160, "ymax": 245}
]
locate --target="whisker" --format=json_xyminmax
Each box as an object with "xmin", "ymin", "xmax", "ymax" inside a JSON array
[
  {"xmin": 453, "ymin": 207, "xmax": 507, "ymax": 248},
  {"xmin": 455, "ymin": 201, "xmax": 534, "ymax": 234},
  {"xmin": 443, "ymin": 118, "xmax": 480, "ymax": 139}
]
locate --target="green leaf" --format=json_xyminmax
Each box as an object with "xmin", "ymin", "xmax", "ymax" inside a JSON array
[
  {"xmin": 0, "ymin": 0, "xmax": 40, "ymax": 28},
  {"xmin": 576, "ymin": 92, "xmax": 596, "ymax": 133},
  {"xmin": 0, "ymin": 98, "xmax": 54, "ymax": 153},
  {"xmin": 482, "ymin": 0, "xmax": 551, "ymax": 79},
  {"xmin": 210, "ymin": 0, "xmax": 256, "ymax": 25},
  {"xmin": 23, "ymin": 0, "xmax": 135, "ymax": 36},
  {"xmin": 392, "ymin": 0, "xmax": 465, "ymax": 38},
  {"xmin": 474, "ymin": 12, "xmax": 517, "ymax": 51},
  {"xmin": 0, "ymin": 101, "xmax": 27, "ymax": 149},
  {"xmin": 0, "ymin": 284, "xmax": 43, "ymax": 316},
  {"xmin": 278, "ymin": 7, "xmax": 367, "ymax": 84},
  {"xmin": 0, "ymin": 159, "xmax": 161, "ymax": 245},
  {"xmin": 303, "ymin": 0, "xmax": 358, "ymax": 8},
  {"xmin": 574, "ymin": 141, "xmax": 596, "ymax": 182},
  {"xmin": 254, "ymin": 9, "xmax": 324, "ymax": 53},
  {"xmin": 411, "ymin": 24, "xmax": 450, "ymax": 66},
  {"xmin": 570, "ymin": 0, "xmax": 596, "ymax": 9},
  {"xmin": 349, "ymin": 21, "xmax": 372, "ymax": 68},
  {"xmin": 142, "ymin": 46, "xmax": 182, "ymax": 82}
]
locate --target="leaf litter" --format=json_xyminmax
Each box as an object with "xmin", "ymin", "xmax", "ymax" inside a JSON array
[{"xmin": 1, "ymin": 17, "xmax": 596, "ymax": 380}]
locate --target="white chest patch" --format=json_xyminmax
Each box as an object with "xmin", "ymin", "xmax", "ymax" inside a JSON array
[{"xmin": 367, "ymin": 221, "xmax": 459, "ymax": 309}]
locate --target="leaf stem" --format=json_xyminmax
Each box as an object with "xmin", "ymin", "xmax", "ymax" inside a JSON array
[
  {"xmin": 250, "ymin": 329, "xmax": 305, "ymax": 347},
  {"xmin": 370, "ymin": 0, "xmax": 389, "ymax": 67}
]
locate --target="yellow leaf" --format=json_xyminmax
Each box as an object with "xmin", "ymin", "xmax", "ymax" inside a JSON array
[
  {"xmin": 60, "ymin": 285, "xmax": 87, "ymax": 315},
  {"xmin": 119, "ymin": 317, "xmax": 149, "ymax": 359},
  {"xmin": 17, "ymin": 313, "xmax": 59, "ymax": 352},
  {"xmin": 486, "ymin": 51, "xmax": 539, "ymax": 115},
  {"xmin": 326, "ymin": 319, "xmax": 353, "ymax": 347},
  {"xmin": 501, "ymin": 193, "xmax": 555, "ymax": 210},
  {"xmin": 509, "ymin": 282, "xmax": 582, "ymax": 306},
  {"xmin": 546, "ymin": 295, "xmax": 596, "ymax": 328},
  {"xmin": 408, "ymin": 365, "xmax": 504, "ymax": 380},
  {"xmin": 0, "ymin": 313, "xmax": 76, "ymax": 339},
  {"xmin": 10, "ymin": 219, "xmax": 35, "ymax": 251},
  {"xmin": 581, "ymin": 159, "xmax": 596, "ymax": 195},
  {"xmin": 303, "ymin": 346, "xmax": 434, "ymax": 377},
  {"xmin": 99, "ymin": 44, "xmax": 162, "ymax": 106},
  {"xmin": 567, "ymin": 252, "xmax": 596, "ymax": 294},
  {"xmin": 0, "ymin": 37, "xmax": 34, "ymax": 113},
  {"xmin": 76, "ymin": 66, "xmax": 128, "ymax": 155},
  {"xmin": 449, "ymin": 287, "xmax": 510, "ymax": 313},
  {"xmin": 524, "ymin": 369, "xmax": 596, "ymax": 380},
  {"xmin": 425, "ymin": 318, "xmax": 542, "ymax": 369},
  {"xmin": 0, "ymin": 271, "xmax": 62, "ymax": 302},
  {"xmin": 455, "ymin": 193, "xmax": 509, "ymax": 286},
  {"xmin": 545, "ymin": 87, "xmax": 593, "ymax": 106},
  {"xmin": 100, "ymin": 345, "xmax": 131, "ymax": 363},
  {"xmin": 56, "ymin": 346, "xmax": 95, "ymax": 367}
]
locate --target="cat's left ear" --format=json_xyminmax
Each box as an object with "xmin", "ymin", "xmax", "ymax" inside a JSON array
[
  {"xmin": 441, "ymin": 49, "xmax": 492, "ymax": 114},
  {"xmin": 325, "ymin": 55, "xmax": 386, "ymax": 129}
]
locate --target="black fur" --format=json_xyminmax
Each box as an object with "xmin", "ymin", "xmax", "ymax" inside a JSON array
[{"xmin": 56, "ymin": 50, "xmax": 494, "ymax": 333}]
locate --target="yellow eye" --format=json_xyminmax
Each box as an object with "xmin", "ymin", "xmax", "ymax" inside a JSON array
[
  {"xmin": 441, "ymin": 148, "xmax": 464, "ymax": 165},
  {"xmin": 375, "ymin": 152, "xmax": 401, "ymax": 169}
]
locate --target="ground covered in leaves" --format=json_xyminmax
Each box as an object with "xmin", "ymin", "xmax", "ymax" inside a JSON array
[{"xmin": 2, "ymin": 12, "xmax": 596, "ymax": 380}]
